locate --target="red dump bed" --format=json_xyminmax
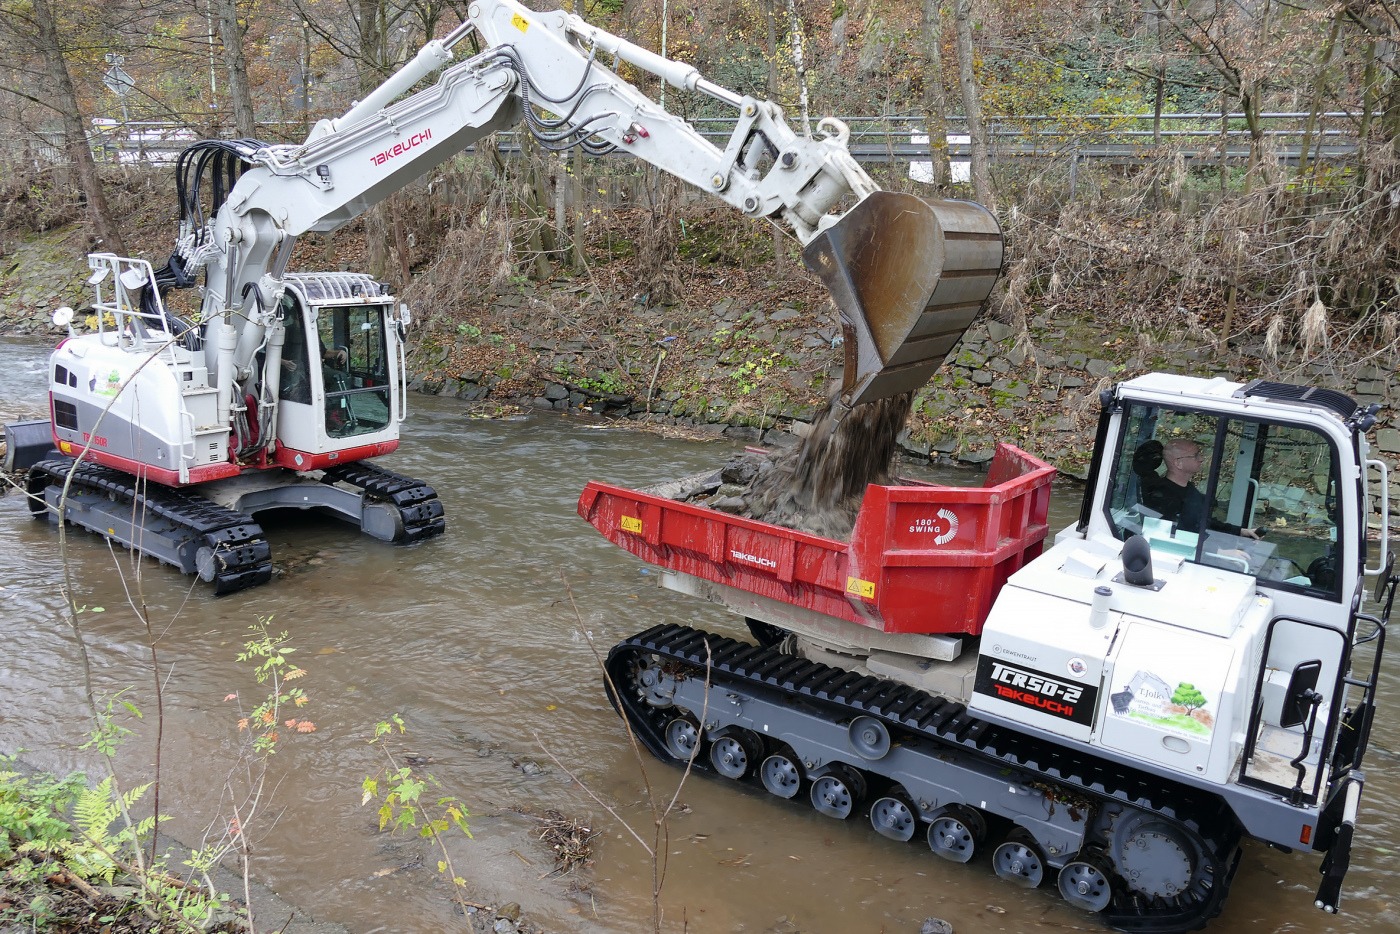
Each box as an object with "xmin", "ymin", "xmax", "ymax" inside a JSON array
[{"xmin": 577, "ymin": 443, "xmax": 1055, "ymax": 636}]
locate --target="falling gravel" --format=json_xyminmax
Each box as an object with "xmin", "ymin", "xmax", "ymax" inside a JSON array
[{"xmin": 675, "ymin": 391, "xmax": 913, "ymax": 540}]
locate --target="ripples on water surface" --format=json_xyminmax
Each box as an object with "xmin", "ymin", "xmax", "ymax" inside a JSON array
[{"xmin": 1, "ymin": 336, "xmax": 1397, "ymax": 932}]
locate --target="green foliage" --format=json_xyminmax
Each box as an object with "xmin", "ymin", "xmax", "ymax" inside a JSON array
[
  {"xmin": 79, "ymin": 688, "xmax": 140, "ymax": 759},
  {"xmin": 731, "ymin": 351, "xmax": 783, "ymax": 396},
  {"xmin": 553, "ymin": 362, "xmax": 627, "ymax": 396},
  {"xmin": 0, "ymin": 758, "xmax": 224, "ymax": 929},
  {"xmin": 362, "ymin": 715, "xmax": 472, "ymax": 893},
  {"xmin": 235, "ymin": 617, "xmax": 313, "ymax": 754}
]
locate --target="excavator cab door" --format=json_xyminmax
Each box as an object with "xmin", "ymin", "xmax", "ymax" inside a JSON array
[{"xmin": 313, "ymin": 302, "xmax": 395, "ymax": 440}]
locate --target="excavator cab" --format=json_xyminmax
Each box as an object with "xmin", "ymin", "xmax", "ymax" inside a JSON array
[
  {"xmin": 272, "ymin": 274, "xmax": 402, "ymax": 458},
  {"xmin": 802, "ymin": 191, "xmax": 1005, "ymax": 412}
]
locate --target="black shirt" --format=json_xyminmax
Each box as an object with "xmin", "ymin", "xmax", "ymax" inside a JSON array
[{"xmin": 1142, "ymin": 475, "xmax": 1241, "ymax": 535}]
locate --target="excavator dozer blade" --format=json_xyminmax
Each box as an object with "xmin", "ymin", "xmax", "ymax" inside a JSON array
[{"xmin": 802, "ymin": 191, "xmax": 1004, "ymax": 410}]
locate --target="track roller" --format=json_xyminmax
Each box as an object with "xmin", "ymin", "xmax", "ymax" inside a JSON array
[
  {"xmin": 993, "ymin": 828, "xmax": 1047, "ymax": 888},
  {"xmin": 869, "ymin": 791, "xmax": 919, "ymax": 842},
  {"xmin": 663, "ymin": 716, "xmax": 703, "ymax": 761},
  {"xmin": 809, "ymin": 764, "xmax": 867, "ymax": 820},
  {"xmin": 927, "ymin": 804, "xmax": 986, "ymax": 863},
  {"xmin": 1058, "ymin": 855, "xmax": 1114, "ymax": 913},
  {"xmin": 848, "ymin": 715, "xmax": 891, "ymax": 760},
  {"xmin": 760, "ymin": 747, "xmax": 805, "ymax": 800},
  {"xmin": 708, "ymin": 729, "xmax": 763, "ymax": 780}
]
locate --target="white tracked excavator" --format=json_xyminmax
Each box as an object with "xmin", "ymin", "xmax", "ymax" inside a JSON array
[{"xmin": 9, "ymin": 0, "xmax": 1000, "ymax": 593}]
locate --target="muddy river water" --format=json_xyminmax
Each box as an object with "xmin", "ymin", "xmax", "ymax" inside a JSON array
[{"xmin": 1, "ymin": 336, "xmax": 1397, "ymax": 933}]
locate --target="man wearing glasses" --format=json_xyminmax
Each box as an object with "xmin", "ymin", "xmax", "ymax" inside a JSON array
[{"xmin": 1143, "ymin": 438, "xmax": 1261, "ymax": 540}]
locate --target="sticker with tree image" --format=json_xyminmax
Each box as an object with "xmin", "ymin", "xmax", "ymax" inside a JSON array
[{"xmin": 1109, "ymin": 668, "xmax": 1218, "ymax": 739}]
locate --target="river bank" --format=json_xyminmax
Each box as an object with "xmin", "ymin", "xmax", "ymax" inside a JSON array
[{"xmin": 6, "ymin": 221, "xmax": 1398, "ymax": 508}]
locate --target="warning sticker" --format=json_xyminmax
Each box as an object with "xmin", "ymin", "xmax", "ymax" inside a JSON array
[{"xmin": 846, "ymin": 576, "xmax": 876, "ymax": 599}]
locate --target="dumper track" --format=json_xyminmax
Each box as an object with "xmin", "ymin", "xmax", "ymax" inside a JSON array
[
  {"xmin": 27, "ymin": 457, "xmax": 271, "ymax": 595},
  {"xmin": 607, "ymin": 623, "xmax": 1242, "ymax": 934},
  {"xmin": 322, "ymin": 461, "xmax": 445, "ymax": 543}
]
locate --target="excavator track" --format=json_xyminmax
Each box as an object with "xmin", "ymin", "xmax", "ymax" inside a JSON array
[
  {"xmin": 607, "ymin": 623, "xmax": 1242, "ymax": 934},
  {"xmin": 321, "ymin": 461, "xmax": 445, "ymax": 543},
  {"xmin": 27, "ymin": 458, "xmax": 271, "ymax": 595}
]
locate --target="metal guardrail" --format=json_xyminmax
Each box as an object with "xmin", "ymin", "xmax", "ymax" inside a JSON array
[{"xmin": 4, "ymin": 112, "xmax": 1371, "ymax": 168}]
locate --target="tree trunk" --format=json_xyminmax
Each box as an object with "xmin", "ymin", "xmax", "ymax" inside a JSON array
[
  {"xmin": 784, "ymin": 0, "xmax": 811, "ymax": 137},
  {"xmin": 763, "ymin": 0, "xmax": 786, "ymax": 271},
  {"xmin": 920, "ymin": 0, "xmax": 951, "ymax": 190},
  {"xmin": 952, "ymin": 0, "xmax": 994, "ymax": 209},
  {"xmin": 31, "ymin": 0, "xmax": 126, "ymax": 254},
  {"xmin": 358, "ymin": 0, "xmax": 388, "ymax": 93},
  {"xmin": 1295, "ymin": 8, "xmax": 1342, "ymax": 185},
  {"xmin": 214, "ymin": 0, "xmax": 255, "ymax": 138},
  {"xmin": 571, "ymin": 147, "xmax": 586, "ymax": 274}
]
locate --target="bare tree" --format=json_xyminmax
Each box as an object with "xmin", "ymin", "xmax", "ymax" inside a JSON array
[
  {"xmin": 920, "ymin": 0, "xmax": 952, "ymax": 190},
  {"xmin": 23, "ymin": 0, "xmax": 128, "ymax": 253},
  {"xmin": 952, "ymin": 0, "xmax": 994, "ymax": 209},
  {"xmin": 214, "ymin": 0, "xmax": 257, "ymax": 138}
]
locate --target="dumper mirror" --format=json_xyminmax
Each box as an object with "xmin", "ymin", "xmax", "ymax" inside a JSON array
[
  {"xmin": 1373, "ymin": 551, "xmax": 1394, "ymax": 604},
  {"xmin": 1279, "ymin": 659, "xmax": 1322, "ymax": 729},
  {"xmin": 52, "ymin": 306, "xmax": 74, "ymax": 328}
]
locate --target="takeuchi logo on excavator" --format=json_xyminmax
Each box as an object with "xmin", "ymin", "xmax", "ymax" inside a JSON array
[{"xmin": 371, "ymin": 128, "xmax": 433, "ymax": 166}]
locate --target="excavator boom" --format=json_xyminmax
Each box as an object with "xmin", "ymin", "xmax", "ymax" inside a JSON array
[{"xmin": 183, "ymin": 0, "xmax": 999, "ymax": 420}]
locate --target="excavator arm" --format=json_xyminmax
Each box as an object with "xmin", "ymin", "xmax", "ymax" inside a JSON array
[{"xmin": 181, "ymin": 0, "xmax": 1001, "ymax": 430}]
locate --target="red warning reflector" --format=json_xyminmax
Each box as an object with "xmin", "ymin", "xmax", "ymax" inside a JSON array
[{"xmin": 1300, "ymin": 824, "xmax": 1312, "ymax": 845}]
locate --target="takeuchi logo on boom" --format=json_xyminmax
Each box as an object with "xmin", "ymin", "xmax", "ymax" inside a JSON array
[{"xmin": 371, "ymin": 128, "xmax": 433, "ymax": 166}]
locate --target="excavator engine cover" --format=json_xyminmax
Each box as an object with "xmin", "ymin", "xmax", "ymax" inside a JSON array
[{"xmin": 802, "ymin": 191, "xmax": 1004, "ymax": 409}]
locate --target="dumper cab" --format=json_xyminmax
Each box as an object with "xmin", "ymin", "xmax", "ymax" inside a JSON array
[{"xmin": 974, "ymin": 374, "xmax": 1388, "ymax": 879}]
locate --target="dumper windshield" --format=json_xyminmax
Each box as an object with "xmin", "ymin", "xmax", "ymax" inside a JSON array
[{"xmin": 1103, "ymin": 402, "xmax": 1342, "ymax": 600}]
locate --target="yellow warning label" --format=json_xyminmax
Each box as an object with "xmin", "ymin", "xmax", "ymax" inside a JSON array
[
  {"xmin": 620, "ymin": 515, "xmax": 643, "ymax": 534},
  {"xmin": 846, "ymin": 576, "xmax": 875, "ymax": 599},
  {"xmin": 59, "ymin": 441, "xmax": 72, "ymax": 454},
  {"xmin": 511, "ymin": 12, "xmax": 529, "ymax": 33}
]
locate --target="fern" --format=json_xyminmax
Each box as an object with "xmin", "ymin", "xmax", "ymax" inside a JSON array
[{"xmin": 73, "ymin": 776, "xmax": 120, "ymax": 842}]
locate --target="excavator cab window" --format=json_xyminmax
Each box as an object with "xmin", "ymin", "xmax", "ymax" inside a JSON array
[
  {"xmin": 314, "ymin": 304, "xmax": 392, "ymax": 438},
  {"xmin": 1105, "ymin": 403, "xmax": 1341, "ymax": 599}
]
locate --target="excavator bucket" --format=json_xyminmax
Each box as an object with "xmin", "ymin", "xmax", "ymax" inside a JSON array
[{"xmin": 802, "ymin": 191, "xmax": 1004, "ymax": 410}]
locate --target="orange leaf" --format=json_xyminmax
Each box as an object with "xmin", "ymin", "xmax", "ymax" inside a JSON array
[
  {"xmin": 237, "ymin": 718, "xmax": 249, "ymax": 731},
  {"xmin": 295, "ymin": 721, "xmax": 317, "ymax": 733},
  {"xmin": 285, "ymin": 719, "xmax": 298, "ymax": 728},
  {"xmin": 223, "ymin": 693, "xmax": 238, "ymax": 702}
]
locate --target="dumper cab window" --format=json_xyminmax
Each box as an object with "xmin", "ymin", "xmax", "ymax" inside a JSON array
[
  {"xmin": 1104, "ymin": 402, "xmax": 1341, "ymax": 599},
  {"xmin": 315, "ymin": 303, "xmax": 391, "ymax": 438}
]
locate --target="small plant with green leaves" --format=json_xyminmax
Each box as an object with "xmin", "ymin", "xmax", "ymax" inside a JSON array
[
  {"xmin": 731, "ymin": 351, "xmax": 783, "ymax": 396},
  {"xmin": 362, "ymin": 715, "xmax": 472, "ymax": 901},
  {"xmin": 234, "ymin": 618, "xmax": 314, "ymax": 754},
  {"xmin": 0, "ymin": 754, "xmax": 230, "ymax": 930}
]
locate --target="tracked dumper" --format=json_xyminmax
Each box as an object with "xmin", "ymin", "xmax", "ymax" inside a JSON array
[{"xmin": 581, "ymin": 378, "xmax": 1392, "ymax": 932}]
